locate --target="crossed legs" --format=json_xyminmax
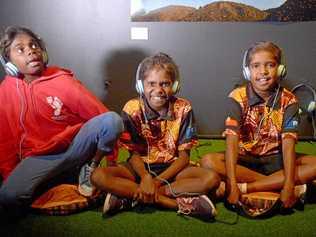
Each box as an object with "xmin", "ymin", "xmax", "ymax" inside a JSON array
[
  {"xmin": 200, "ymin": 152, "xmax": 316, "ymax": 193},
  {"xmin": 91, "ymin": 164, "xmax": 220, "ymax": 209}
]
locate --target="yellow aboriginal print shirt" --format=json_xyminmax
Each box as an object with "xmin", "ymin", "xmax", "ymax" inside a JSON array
[
  {"xmin": 120, "ymin": 96, "xmax": 198, "ymax": 164},
  {"xmin": 224, "ymin": 83, "xmax": 299, "ymax": 156}
]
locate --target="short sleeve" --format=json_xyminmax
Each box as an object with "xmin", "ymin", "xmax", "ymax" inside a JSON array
[
  {"xmin": 282, "ymin": 102, "xmax": 300, "ymax": 133},
  {"xmin": 119, "ymin": 110, "xmax": 147, "ymax": 155},
  {"xmin": 223, "ymin": 97, "xmax": 242, "ymax": 136},
  {"xmin": 281, "ymin": 102, "xmax": 299, "ymax": 140},
  {"xmin": 178, "ymin": 110, "xmax": 198, "ymax": 151}
]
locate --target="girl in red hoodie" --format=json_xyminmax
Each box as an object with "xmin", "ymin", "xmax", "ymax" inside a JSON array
[{"xmin": 0, "ymin": 26, "xmax": 123, "ymax": 216}]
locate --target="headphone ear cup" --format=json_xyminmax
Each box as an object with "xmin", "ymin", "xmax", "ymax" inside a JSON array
[
  {"xmin": 307, "ymin": 101, "xmax": 316, "ymax": 113},
  {"xmin": 0, "ymin": 54, "xmax": 20, "ymax": 77},
  {"xmin": 277, "ymin": 64, "xmax": 286, "ymax": 79},
  {"xmin": 42, "ymin": 51, "xmax": 49, "ymax": 65},
  {"xmin": 4, "ymin": 61, "xmax": 20, "ymax": 77},
  {"xmin": 243, "ymin": 66, "xmax": 251, "ymax": 81},
  {"xmin": 242, "ymin": 49, "xmax": 251, "ymax": 81},
  {"xmin": 172, "ymin": 80, "xmax": 180, "ymax": 94},
  {"xmin": 135, "ymin": 79, "xmax": 144, "ymax": 94}
]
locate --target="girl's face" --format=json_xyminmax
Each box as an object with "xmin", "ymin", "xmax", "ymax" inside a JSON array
[
  {"xmin": 143, "ymin": 68, "xmax": 174, "ymax": 114},
  {"xmin": 8, "ymin": 33, "xmax": 45, "ymax": 80},
  {"xmin": 249, "ymin": 50, "xmax": 279, "ymax": 97}
]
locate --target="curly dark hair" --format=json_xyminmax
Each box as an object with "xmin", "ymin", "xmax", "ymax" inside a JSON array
[
  {"xmin": 0, "ymin": 26, "xmax": 46, "ymax": 60},
  {"xmin": 137, "ymin": 52, "xmax": 180, "ymax": 83}
]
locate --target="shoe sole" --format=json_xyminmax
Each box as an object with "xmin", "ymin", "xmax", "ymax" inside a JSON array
[
  {"xmin": 200, "ymin": 195, "xmax": 217, "ymax": 217},
  {"xmin": 78, "ymin": 185, "xmax": 93, "ymax": 197},
  {"xmin": 103, "ymin": 193, "xmax": 112, "ymax": 214}
]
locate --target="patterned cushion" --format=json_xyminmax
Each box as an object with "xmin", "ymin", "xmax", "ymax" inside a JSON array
[{"xmin": 31, "ymin": 184, "xmax": 104, "ymax": 215}]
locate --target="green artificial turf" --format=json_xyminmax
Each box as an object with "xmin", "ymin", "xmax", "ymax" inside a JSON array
[{"xmin": 1, "ymin": 140, "xmax": 316, "ymax": 237}]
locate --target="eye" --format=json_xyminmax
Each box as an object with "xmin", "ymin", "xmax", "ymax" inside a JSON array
[
  {"xmin": 162, "ymin": 82, "xmax": 171, "ymax": 87},
  {"xmin": 16, "ymin": 47, "xmax": 24, "ymax": 54},
  {"xmin": 250, "ymin": 63, "xmax": 259, "ymax": 69},
  {"xmin": 267, "ymin": 62, "xmax": 276, "ymax": 68},
  {"xmin": 30, "ymin": 42, "xmax": 40, "ymax": 49}
]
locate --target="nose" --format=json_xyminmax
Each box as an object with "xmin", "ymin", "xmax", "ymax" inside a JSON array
[
  {"xmin": 259, "ymin": 65, "xmax": 268, "ymax": 74},
  {"xmin": 153, "ymin": 84, "xmax": 164, "ymax": 92},
  {"xmin": 26, "ymin": 46, "xmax": 37, "ymax": 56}
]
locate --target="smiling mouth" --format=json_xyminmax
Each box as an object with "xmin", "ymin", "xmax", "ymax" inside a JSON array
[
  {"xmin": 151, "ymin": 96, "xmax": 167, "ymax": 101},
  {"xmin": 257, "ymin": 77, "xmax": 271, "ymax": 82}
]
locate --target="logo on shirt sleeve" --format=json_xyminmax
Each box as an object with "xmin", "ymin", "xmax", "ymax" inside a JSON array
[
  {"xmin": 185, "ymin": 126, "xmax": 197, "ymax": 139},
  {"xmin": 225, "ymin": 116, "xmax": 238, "ymax": 127},
  {"xmin": 284, "ymin": 118, "xmax": 299, "ymax": 130}
]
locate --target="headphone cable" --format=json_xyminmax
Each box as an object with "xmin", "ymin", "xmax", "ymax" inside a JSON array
[{"xmin": 139, "ymin": 95, "xmax": 201, "ymax": 197}]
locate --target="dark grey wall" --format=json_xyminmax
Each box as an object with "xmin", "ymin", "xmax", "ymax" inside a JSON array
[{"xmin": 1, "ymin": 0, "xmax": 316, "ymax": 136}]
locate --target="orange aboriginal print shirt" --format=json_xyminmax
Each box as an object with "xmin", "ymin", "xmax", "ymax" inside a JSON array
[
  {"xmin": 224, "ymin": 83, "xmax": 299, "ymax": 156},
  {"xmin": 120, "ymin": 96, "xmax": 198, "ymax": 164}
]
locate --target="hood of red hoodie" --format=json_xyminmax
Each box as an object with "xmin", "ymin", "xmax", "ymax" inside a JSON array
[{"xmin": 3, "ymin": 66, "xmax": 74, "ymax": 84}]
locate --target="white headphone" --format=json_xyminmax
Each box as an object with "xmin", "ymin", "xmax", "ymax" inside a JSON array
[
  {"xmin": 242, "ymin": 42, "xmax": 287, "ymax": 81},
  {"xmin": 0, "ymin": 37, "xmax": 48, "ymax": 78},
  {"xmin": 0, "ymin": 54, "xmax": 20, "ymax": 77},
  {"xmin": 0, "ymin": 51, "xmax": 48, "ymax": 78},
  {"xmin": 135, "ymin": 53, "xmax": 180, "ymax": 95},
  {"xmin": 291, "ymin": 83, "xmax": 316, "ymax": 114}
]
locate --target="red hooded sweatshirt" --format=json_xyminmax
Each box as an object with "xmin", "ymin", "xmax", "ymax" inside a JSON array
[{"xmin": 0, "ymin": 66, "xmax": 114, "ymax": 180}]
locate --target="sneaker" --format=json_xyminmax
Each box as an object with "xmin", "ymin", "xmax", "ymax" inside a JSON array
[
  {"xmin": 176, "ymin": 195, "xmax": 217, "ymax": 220},
  {"xmin": 294, "ymin": 184, "xmax": 307, "ymax": 210},
  {"xmin": 103, "ymin": 193, "xmax": 137, "ymax": 216},
  {"xmin": 78, "ymin": 163, "xmax": 95, "ymax": 197}
]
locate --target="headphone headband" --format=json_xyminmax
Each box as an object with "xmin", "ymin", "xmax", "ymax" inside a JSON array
[
  {"xmin": 242, "ymin": 42, "xmax": 287, "ymax": 81},
  {"xmin": 291, "ymin": 83, "xmax": 316, "ymax": 113},
  {"xmin": 0, "ymin": 31, "xmax": 48, "ymax": 77},
  {"xmin": 135, "ymin": 53, "xmax": 180, "ymax": 95}
]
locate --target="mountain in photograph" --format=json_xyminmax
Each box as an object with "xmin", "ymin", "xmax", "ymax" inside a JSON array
[
  {"xmin": 181, "ymin": 1, "xmax": 268, "ymax": 21},
  {"xmin": 265, "ymin": 0, "xmax": 316, "ymax": 21},
  {"xmin": 131, "ymin": 0, "xmax": 316, "ymax": 22},
  {"xmin": 131, "ymin": 5, "xmax": 196, "ymax": 21}
]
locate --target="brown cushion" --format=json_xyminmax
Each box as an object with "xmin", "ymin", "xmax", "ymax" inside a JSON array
[{"xmin": 31, "ymin": 184, "xmax": 104, "ymax": 215}]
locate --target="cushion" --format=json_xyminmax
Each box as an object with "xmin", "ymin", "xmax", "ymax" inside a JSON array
[{"xmin": 31, "ymin": 184, "xmax": 104, "ymax": 215}]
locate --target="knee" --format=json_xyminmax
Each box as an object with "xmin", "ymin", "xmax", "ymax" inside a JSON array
[
  {"xmin": 200, "ymin": 153, "xmax": 222, "ymax": 170},
  {"xmin": 99, "ymin": 111, "xmax": 124, "ymax": 141},
  {"xmin": 91, "ymin": 167, "xmax": 110, "ymax": 189},
  {"xmin": 105, "ymin": 112, "xmax": 124, "ymax": 132}
]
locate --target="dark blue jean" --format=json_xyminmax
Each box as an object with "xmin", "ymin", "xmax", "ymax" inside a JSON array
[{"xmin": 0, "ymin": 112, "xmax": 123, "ymax": 209}]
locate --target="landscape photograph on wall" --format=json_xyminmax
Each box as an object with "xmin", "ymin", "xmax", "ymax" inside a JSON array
[{"xmin": 131, "ymin": 0, "xmax": 316, "ymax": 22}]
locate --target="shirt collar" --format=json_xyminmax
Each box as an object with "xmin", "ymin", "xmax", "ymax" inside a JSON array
[
  {"xmin": 246, "ymin": 82, "xmax": 281, "ymax": 109},
  {"xmin": 142, "ymin": 96, "xmax": 176, "ymax": 121}
]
